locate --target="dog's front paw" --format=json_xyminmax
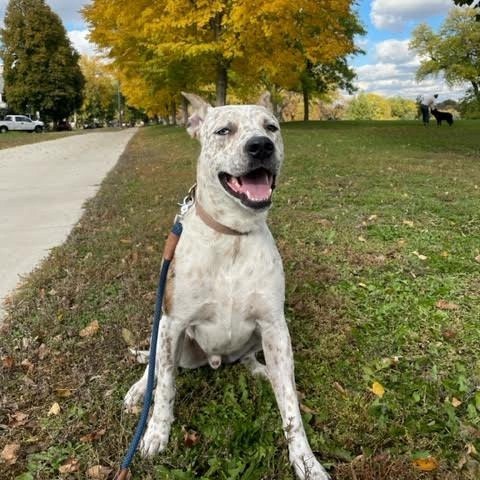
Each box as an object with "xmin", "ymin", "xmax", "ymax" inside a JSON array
[
  {"xmin": 139, "ymin": 420, "xmax": 171, "ymax": 457},
  {"xmin": 292, "ymin": 454, "xmax": 330, "ymax": 480},
  {"xmin": 124, "ymin": 379, "xmax": 147, "ymax": 410}
]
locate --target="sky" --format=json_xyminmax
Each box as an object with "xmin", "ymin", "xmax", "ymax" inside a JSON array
[{"xmin": 0, "ymin": 0, "xmax": 471, "ymax": 101}]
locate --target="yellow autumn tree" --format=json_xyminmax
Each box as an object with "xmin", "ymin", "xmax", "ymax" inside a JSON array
[
  {"xmin": 79, "ymin": 56, "xmax": 117, "ymax": 125},
  {"xmin": 83, "ymin": 0, "xmax": 362, "ymax": 109}
]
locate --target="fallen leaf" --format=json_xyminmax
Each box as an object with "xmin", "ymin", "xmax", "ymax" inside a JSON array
[
  {"xmin": 86, "ymin": 465, "xmax": 112, "ymax": 479},
  {"xmin": 300, "ymin": 403, "xmax": 317, "ymax": 414},
  {"xmin": 1, "ymin": 443, "xmax": 20, "ymax": 465},
  {"xmin": 37, "ymin": 343, "xmax": 49, "ymax": 360},
  {"xmin": 21, "ymin": 359, "xmax": 34, "ymax": 372},
  {"xmin": 122, "ymin": 328, "xmax": 136, "ymax": 346},
  {"xmin": 9, "ymin": 411, "xmax": 29, "ymax": 427},
  {"xmin": 358, "ymin": 235, "xmax": 367, "ymax": 242},
  {"xmin": 368, "ymin": 214, "xmax": 378, "ymax": 221},
  {"xmin": 440, "ymin": 251, "xmax": 449, "ymax": 257},
  {"xmin": 182, "ymin": 426, "xmax": 201, "ymax": 447},
  {"xmin": 80, "ymin": 428, "xmax": 106, "ymax": 443},
  {"xmin": 436, "ymin": 300, "xmax": 460, "ymax": 311},
  {"xmin": 333, "ymin": 381, "xmax": 347, "ymax": 395},
  {"xmin": 55, "ymin": 388, "xmax": 74, "ymax": 398},
  {"xmin": 58, "ymin": 457, "xmax": 80, "ymax": 474},
  {"xmin": 452, "ymin": 397, "xmax": 462, "ymax": 408},
  {"xmin": 370, "ymin": 381, "xmax": 385, "ymax": 398},
  {"xmin": 403, "ymin": 220, "xmax": 414, "ymax": 227},
  {"xmin": 1, "ymin": 356, "xmax": 14, "ymax": 369},
  {"xmin": 79, "ymin": 320, "xmax": 100, "ymax": 338},
  {"xmin": 412, "ymin": 251, "xmax": 428, "ymax": 260},
  {"xmin": 475, "ymin": 255, "xmax": 480, "ymax": 264},
  {"xmin": 413, "ymin": 456, "xmax": 439, "ymax": 472},
  {"xmin": 48, "ymin": 402, "xmax": 61, "ymax": 416}
]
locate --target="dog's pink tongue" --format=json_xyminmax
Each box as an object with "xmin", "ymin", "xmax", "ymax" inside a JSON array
[{"xmin": 230, "ymin": 172, "xmax": 272, "ymax": 200}]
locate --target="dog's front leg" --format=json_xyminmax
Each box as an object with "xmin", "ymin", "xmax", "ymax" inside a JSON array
[
  {"xmin": 261, "ymin": 319, "xmax": 330, "ymax": 480},
  {"xmin": 139, "ymin": 315, "xmax": 184, "ymax": 457}
]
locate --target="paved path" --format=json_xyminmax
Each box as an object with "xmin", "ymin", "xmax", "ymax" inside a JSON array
[{"xmin": 0, "ymin": 129, "xmax": 137, "ymax": 323}]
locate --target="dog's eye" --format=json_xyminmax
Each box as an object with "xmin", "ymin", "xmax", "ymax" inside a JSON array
[
  {"xmin": 215, "ymin": 127, "xmax": 231, "ymax": 136},
  {"xmin": 266, "ymin": 124, "xmax": 279, "ymax": 133}
]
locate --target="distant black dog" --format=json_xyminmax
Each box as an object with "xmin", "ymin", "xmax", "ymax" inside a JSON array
[{"xmin": 431, "ymin": 108, "xmax": 453, "ymax": 126}]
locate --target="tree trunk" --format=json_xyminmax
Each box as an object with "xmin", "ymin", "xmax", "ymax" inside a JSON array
[
  {"xmin": 303, "ymin": 86, "xmax": 310, "ymax": 121},
  {"xmin": 216, "ymin": 63, "xmax": 228, "ymax": 106},
  {"xmin": 472, "ymin": 81, "xmax": 480, "ymax": 101},
  {"xmin": 181, "ymin": 95, "xmax": 189, "ymax": 125},
  {"xmin": 171, "ymin": 100, "xmax": 177, "ymax": 126}
]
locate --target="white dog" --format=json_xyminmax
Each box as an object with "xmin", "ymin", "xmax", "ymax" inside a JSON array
[{"xmin": 124, "ymin": 93, "xmax": 329, "ymax": 480}]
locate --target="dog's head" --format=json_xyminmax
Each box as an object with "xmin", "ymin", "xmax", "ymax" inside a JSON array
[{"xmin": 182, "ymin": 92, "xmax": 284, "ymax": 212}]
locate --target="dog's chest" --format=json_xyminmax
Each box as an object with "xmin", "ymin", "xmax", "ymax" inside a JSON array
[{"xmin": 174, "ymin": 227, "xmax": 284, "ymax": 355}]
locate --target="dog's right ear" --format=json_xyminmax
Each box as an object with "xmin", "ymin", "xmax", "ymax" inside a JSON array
[
  {"xmin": 257, "ymin": 91, "xmax": 273, "ymax": 113},
  {"xmin": 182, "ymin": 92, "xmax": 212, "ymax": 138}
]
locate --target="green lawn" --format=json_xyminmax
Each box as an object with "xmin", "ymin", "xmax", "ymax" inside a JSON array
[{"xmin": 1, "ymin": 120, "xmax": 479, "ymax": 479}]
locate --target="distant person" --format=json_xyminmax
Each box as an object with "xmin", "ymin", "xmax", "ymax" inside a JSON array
[{"xmin": 420, "ymin": 94, "xmax": 439, "ymax": 126}]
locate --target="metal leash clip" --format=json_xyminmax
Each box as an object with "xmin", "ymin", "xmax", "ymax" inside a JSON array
[{"xmin": 174, "ymin": 183, "xmax": 197, "ymax": 223}]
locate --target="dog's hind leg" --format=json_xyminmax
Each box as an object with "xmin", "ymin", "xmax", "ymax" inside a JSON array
[{"xmin": 241, "ymin": 352, "xmax": 269, "ymax": 380}]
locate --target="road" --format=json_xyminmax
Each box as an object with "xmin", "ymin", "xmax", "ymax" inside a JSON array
[{"xmin": 0, "ymin": 129, "xmax": 137, "ymax": 323}]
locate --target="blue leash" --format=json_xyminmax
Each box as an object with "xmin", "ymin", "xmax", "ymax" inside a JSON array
[{"xmin": 115, "ymin": 221, "xmax": 183, "ymax": 480}]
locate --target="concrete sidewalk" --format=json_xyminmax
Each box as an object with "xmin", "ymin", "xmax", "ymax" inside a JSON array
[{"xmin": 0, "ymin": 129, "xmax": 137, "ymax": 323}]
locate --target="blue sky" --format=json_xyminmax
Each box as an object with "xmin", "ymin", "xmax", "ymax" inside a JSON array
[
  {"xmin": 350, "ymin": 0, "xmax": 468, "ymax": 99},
  {"xmin": 0, "ymin": 0, "xmax": 470, "ymax": 100}
]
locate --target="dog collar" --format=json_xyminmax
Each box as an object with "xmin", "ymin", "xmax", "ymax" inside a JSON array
[{"xmin": 195, "ymin": 202, "xmax": 248, "ymax": 236}]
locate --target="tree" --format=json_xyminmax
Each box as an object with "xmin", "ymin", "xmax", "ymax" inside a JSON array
[
  {"xmin": 410, "ymin": 6, "xmax": 480, "ymax": 101},
  {"xmin": 345, "ymin": 93, "xmax": 391, "ymax": 120},
  {"xmin": 0, "ymin": 0, "xmax": 85, "ymax": 123},
  {"xmin": 453, "ymin": 0, "xmax": 480, "ymax": 21},
  {"xmin": 83, "ymin": 0, "xmax": 362, "ymax": 108},
  {"xmin": 388, "ymin": 96, "xmax": 417, "ymax": 119},
  {"xmin": 298, "ymin": 56, "xmax": 360, "ymax": 121},
  {"xmin": 79, "ymin": 56, "xmax": 117, "ymax": 126}
]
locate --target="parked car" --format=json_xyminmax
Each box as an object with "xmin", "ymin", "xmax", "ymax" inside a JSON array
[
  {"xmin": 56, "ymin": 119, "xmax": 72, "ymax": 131},
  {"xmin": 0, "ymin": 115, "xmax": 44, "ymax": 133}
]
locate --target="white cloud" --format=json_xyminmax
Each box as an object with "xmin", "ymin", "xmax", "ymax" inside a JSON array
[
  {"xmin": 68, "ymin": 30, "xmax": 97, "ymax": 57},
  {"xmin": 353, "ymin": 38, "xmax": 468, "ymax": 100},
  {"xmin": 371, "ymin": 0, "xmax": 451, "ymax": 31},
  {"xmin": 375, "ymin": 39, "xmax": 417, "ymax": 64}
]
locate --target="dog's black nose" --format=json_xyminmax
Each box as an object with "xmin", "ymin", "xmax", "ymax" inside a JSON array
[{"xmin": 245, "ymin": 136, "xmax": 275, "ymax": 160}]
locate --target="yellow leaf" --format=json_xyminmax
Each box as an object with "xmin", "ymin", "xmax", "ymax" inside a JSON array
[
  {"xmin": 79, "ymin": 320, "xmax": 100, "ymax": 338},
  {"xmin": 412, "ymin": 251, "xmax": 428, "ymax": 260},
  {"xmin": 55, "ymin": 388, "xmax": 74, "ymax": 398},
  {"xmin": 370, "ymin": 381, "xmax": 385, "ymax": 398},
  {"xmin": 48, "ymin": 402, "xmax": 61, "ymax": 416},
  {"xmin": 403, "ymin": 220, "xmax": 414, "ymax": 227},
  {"xmin": 413, "ymin": 456, "xmax": 439, "ymax": 471},
  {"xmin": 451, "ymin": 397, "xmax": 462, "ymax": 408},
  {"xmin": 122, "ymin": 328, "xmax": 136, "ymax": 346}
]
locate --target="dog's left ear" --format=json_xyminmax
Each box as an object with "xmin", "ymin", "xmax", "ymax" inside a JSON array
[
  {"xmin": 182, "ymin": 92, "xmax": 212, "ymax": 138},
  {"xmin": 257, "ymin": 91, "xmax": 273, "ymax": 113}
]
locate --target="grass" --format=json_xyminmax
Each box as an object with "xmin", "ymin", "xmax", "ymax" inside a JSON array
[{"xmin": 1, "ymin": 120, "xmax": 479, "ymax": 479}]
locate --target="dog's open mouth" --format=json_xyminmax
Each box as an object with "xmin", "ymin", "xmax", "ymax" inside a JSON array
[{"xmin": 219, "ymin": 168, "xmax": 276, "ymax": 209}]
